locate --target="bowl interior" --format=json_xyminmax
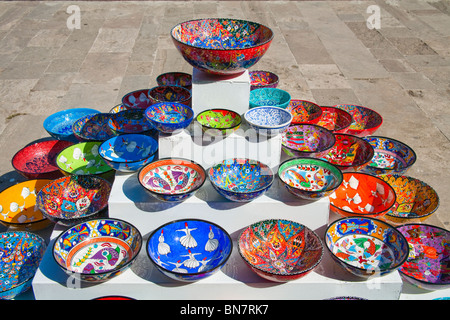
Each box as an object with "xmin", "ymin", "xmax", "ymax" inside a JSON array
[
  {"xmin": 282, "ymin": 124, "xmax": 335, "ymax": 153},
  {"xmin": 196, "ymin": 109, "xmax": 241, "ymax": 130},
  {"xmin": 108, "ymin": 109, "xmax": 154, "ymax": 134},
  {"xmin": 249, "ymin": 88, "xmax": 291, "ymax": 108},
  {"xmin": 316, "ymin": 106, "xmax": 353, "ymax": 132},
  {"xmin": 122, "ymin": 89, "xmax": 152, "ymax": 109},
  {"xmin": 363, "ymin": 137, "xmax": 416, "ymax": 172},
  {"xmin": 156, "ymin": 72, "xmax": 192, "ymax": 88},
  {"xmin": 44, "ymin": 109, "xmax": 100, "ymax": 137},
  {"xmin": 245, "ymin": 106, "xmax": 292, "ymax": 128},
  {"xmin": 148, "ymin": 86, "xmax": 191, "ymax": 104},
  {"xmin": 322, "ymin": 134, "xmax": 374, "ymax": 168},
  {"xmin": 99, "ymin": 134, "xmax": 158, "ymax": 163},
  {"xmin": 146, "ymin": 103, "xmax": 193, "ymax": 125},
  {"xmin": 73, "ymin": 113, "xmax": 115, "ymax": 141},
  {"xmin": 249, "ymin": 71, "xmax": 279, "ymax": 88},
  {"xmin": 334, "ymin": 105, "xmax": 382, "ymax": 132},
  {"xmin": 287, "ymin": 100, "xmax": 323, "ymax": 124},
  {"xmin": 56, "ymin": 142, "xmax": 112, "ymax": 175}
]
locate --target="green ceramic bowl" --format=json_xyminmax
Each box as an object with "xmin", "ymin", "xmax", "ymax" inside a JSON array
[{"xmin": 196, "ymin": 109, "xmax": 242, "ymax": 136}]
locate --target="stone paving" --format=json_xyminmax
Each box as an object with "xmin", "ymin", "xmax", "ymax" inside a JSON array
[{"xmin": 0, "ymin": 0, "xmax": 449, "ymax": 230}]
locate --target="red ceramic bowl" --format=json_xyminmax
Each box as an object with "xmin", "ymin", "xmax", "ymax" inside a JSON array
[
  {"xmin": 156, "ymin": 72, "xmax": 192, "ymax": 91},
  {"xmin": 122, "ymin": 89, "xmax": 153, "ymax": 110},
  {"xmin": 287, "ymin": 100, "xmax": 323, "ymax": 125},
  {"xmin": 332, "ymin": 104, "xmax": 383, "ymax": 137},
  {"xmin": 148, "ymin": 85, "xmax": 191, "ymax": 107},
  {"xmin": 249, "ymin": 70, "xmax": 279, "ymax": 90},
  {"xmin": 316, "ymin": 106, "xmax": 353, "ymax": 133}
]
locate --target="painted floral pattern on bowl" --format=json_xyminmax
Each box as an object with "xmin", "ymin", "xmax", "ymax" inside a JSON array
[
  {"xmin": 148, "ymin": 85, "xmax": 191, "ymax": 106},
  {"xmin": 122, "ymin": 89, "xmax": 152, "ymax": 110},
  {"xmin": 249, "ymin": 88, "xmax": 291, "ymax": 109},
  {"xmin": 196, "ymin": 108, "xmax": 241, "ymax": 136},
  {"xmin": 249, "ymin": 70, "xmax": 279, "ymax": 90},
  {"xmin": 287, "ymin": 100, "xmax": 323, "ymax": 125},
  {"xmin": 108, "ymin": 109, "xmax": 154, "ymax": 135},
  {"xmin": 244, "ymin": 106, "xmax": 292, "ymax": 136},
  {"xmin": 145, "ymin": 102, "xmax": 194, "ymax": 134},
  {"xmin": 333, "ymin": 104, "xmax": 383, "ymax": 137},
  {"xmin": 156, "ymin": 72, "xmax": 192, "ymax": 90},
  {"xmin": 281, "ymin": 124, "xmax": 335, "ymax": 158},
  {"xmin": 72, "ymin": 113, "xmax": 116, "ymax": 142},
  {"xmin": 316, "ymin": 106, "xmax": 353, "ymax": 133}
]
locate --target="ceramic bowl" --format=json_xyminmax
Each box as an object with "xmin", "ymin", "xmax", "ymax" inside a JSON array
[
  {"xmin": 278, "ymin": 158, "xmax": 343, "ymax": 200},
  {"xmin": 208, "ymin": 158, "xmax": 274, "ymax": 202},
  {"xmin": 36, "ymin": 175, "xmax": 112, "ymax": 226},
  {"xmin": 378, "ymin": 174, "xmax": 439, "ymax": 225},
  {"xmin": 43, "ymin": 108, "xmax": 100, "ymax": 142},
  {"xmin": 109, "ymin": 104, "xmax": 126, "ymax": 114},
  {"xmin": 145, "ymin": 102, "xmax": 194, "ymax": 134},
  {"xmin": 329, "ymin": 172, "xmax": 397, "ymax": 218},
  {"xmin": 72, "ymin": 113, "xmax": 116, "ymax": 142},
  {"xmin": 397, "ymin": 223, "xmax": 450, "ymax": 290},
  {"xmin": 148, "ymin": 85, "xmax": 191, "ymax": 106},
  {"xmin": 238, "ymin": 219, "xmax": 323, "ymax": 282},
  {"xmin": 333, "ymin": 104, "xmax": 383, "ymax": 137},
  {"xmin": 287, "ymin": 100, "xmax": 323, "ymax": 125},
  {"xmin": 156, "ymin": 72, "xmax": 192, "ymax": 91},
  {"xmin": 0, "ymin": 231, "xmax": 46, "ymax": 299},
  {"xmin": 281, "ymin": 124, "xmax": 336, "ymax": 158},
  {"xmin": 196, "ymin": 108, "xmax": 241, "ymax": 136},
  {"xmin": 12, "ymin": 139, "xmax": 73, "ymax": 180},
  {"xmin": 52, "ymin": 218, "xmax": 142, "ymax": 282},
  {"xmin": 249, "ymin": 70, "xmax": 279, "ymax": 90},
  {"xmin": 325, "ymin": 217, "xmax": 409, "ymax": 278},
  {"xmin": 146, "ymin": 219, "xmax": 232, "ymax": 282},
  {"xmin": 171, "ymin": 18, "xmax": 273, "ymax": 75},
  {"xmin": 316, "ymin": 106, "xmax": 353, "ymax": 133},
  {"xmin": 321, "ymin": 133, "xmax": 374, "ymax": 172},
  {"xmin": 244, "ymin": 106, "xmax": 293, "ymax": 136},
  {"xmin": 108, "ymin": 109, "xmax": 155, "ymax": 135},
  {"xmin": 249, "ymin": 88, "xmax": 291, "ymax": 109},
  {"xmin": 122, "ymin": 89, "xmax": 152, "ymax": 110},
  {"xmin": 138, "ymin": 158, "xmax": 206, "ymax": 202},
  {"xmin": 361, "ymin": 136, "xmax": 417, "ymax": 176},
  {"xmin": 99, "ymin": 134, "xmax": 158, "ymax": 173}
]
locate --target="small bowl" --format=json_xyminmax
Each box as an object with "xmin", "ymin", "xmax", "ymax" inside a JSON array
[
  {"xmin": 361, "ymin": 136, "xmax": 417, "ymax": 176},
  {"xmin": 52, "ymin": 218, "xmax": 142, "ymax": 282},
  {"xmin": 146, "ymin": 219, "xmax": 232, "ymax": 282},
  {"xmin": 148, "ymin": 85, "xmax": 191, "ymax": 106},
  {"xmin": 12, "ymin": 139, "xmax": 74, "ymax": 180},
  {"xmin": 99, "ymin": 134, "xmax": 158, "ymax": 173},
  {"xmin": 138, "ymin": 158, "xmax": 206, "ymax": 202},
  {"xmin": 122, "ymin": 89, "xmax": 152, "ymax": 110},
  {"xmin": 333, "ymin": 104, "xmax": 383, "ymax": 137},
  {"xmin": 321, "ymin": 133, "xmax": 374, "ymax": 172},
  {"xmin": 287, "ymin": 100, "xmax": 323, "ymax": 125},
  {"xmin": 281, "ymin": 124, "xmax": 336, "ymax": 158},
  {"xmin": 0, "ymin": 231, "xmax": 47, "ymax": 299},
  {"xmin": 278, "ymin": 158, "xmax": 343, "ymax": 200},
  {"xmin": 72, "ymin": 113, "xmax": 116, "ymax": 142},
  {"xmin": 36, "ymin": 175, "xmax": 111, "ymax": 226},
  {"xmin": 329, "ymin": 172, "xmax": 397, "ymax": 218},
  {"xmin": 109, "ymin": 104, "xmax": 126, "ymax": 114},
  {"xmin": 397, "ymin": 223, "xmax": 450, "ymax": 290},
  {"xmin": 196, "ymin": 108, "xmax": 242, "ymax": 137},
  {"xmin": 238, "ymin": 219, "xmax": 323, "ymax": 282},
  {"xmin": 208, "ymin": 158, "xmax": 274, "ymax": 202},
  {"xmin": 249, "ymin": 88, "xmax": 291, "ymax": 109},
  {"xmin": 316, "ymin": 106, "xmax": 353, "ymax": 133},
  {"xmin": 249, "ymin": 70, "xmax": 279, "ymax": 90},
  {"xmin": 325, "ymin": 217, "xmax": 409, "ymax": 278},
  {"xmin": 244, "ymin": 106, "xmax": 292, "ymax": 136},
  {"xmin": 156, "ymin": 72, "xmax": 192, "ymax": 91},
  {"xmin": 378, "ymin": 174, "xmax": 439, "ymax": 225},
  {"xmin": 145, "ymin": 102, "xmax": 194, "ymax": 134},
  {"xmin": 43, "ymin": 108, "xmax": 100, "ymax": 142},
  {"xmin": 108, "ymin": 109, "xmax": 155, "ymax": 135}
]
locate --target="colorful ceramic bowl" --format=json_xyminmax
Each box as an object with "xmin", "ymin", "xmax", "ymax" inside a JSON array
[
  {"xmin": 316, "ymin": 106, "xmax": 353, "ymax": 133},
  {"xmin": 321, "ymin": 133, "xmax": 374, "ymax": 172},
  {"xmin": 108, "ymin": 109, "xmax": 155, "ymax": 135},
  {"xmin": 146, "ymin": 219, "xmax": 232, "ymax": 282},
  {"xmin": 72, "ymin": 113, "xmax": 116, "ymax": 142},
  {"xmin": 53, "ymin": 218, "xmax": 142, "ymax": 282},
  {"xmin": 397, "ymin": 223, "xmax": 449, "ymax": 290},
  {"xmin": 249, "ymin": 70, "xmax": 279, "ymax": 90},
  {"xmin": 244, "ymin": 106, "xmax": 293, "ymax": 136},
  {"xmin": 281, "ymin": 124, "xmax": 336, "ymax": 158},
  {"xmin": 325, "ymin": 217, "xmax": 409, "ymax": 278},
  {"xmin": 329, "ymin": 172, "xmax": 397, "ymax": 218},
  {"xmin": 122, "ymin": 89, "xmax": 152, "ymax": 110},
  {"xmin": 208, "ymin": 158, "xmax": 274, "ymax": 202},
  {"xmin": 171, "ymin": 18, "xmax": 273, "ymax": 75},
  {"xmin": 12, "ymin": 139, "xmax": 73, "ymax": 180},
  {"xmin": 36, "ymin": 175, "xmax": 111, "ymax": 226},
  {"xmin": 138, "ymin": 158, "xmax": 206, "ymax": 202},
  {"xmin": 99, "ymin": 134, "xmax": 158, "ymax": 173},
  {"xmin": 145, "ymin": 102, "xmax": 194, "ymax": 134},
  {"xmin": 238, "ymin": 219, "xmax": 323, "ymax": 282},
  {"xmin": 0, "ymin": 231, "xmax": 46, "ymax": 299},
  {"xmin": 287, "ymin": 100, "xmax": 323, "ymax": 125},
  {"xmin": 278, "ymin": 158, "xmax": 343, "ymax": 200},
  {"xmin": 249, "ymin": 88, "xmax": 291, "ymax": 109},
  {"xmin": 196, "ymin": 108, "xmax": 242, "ymax": 137},
  {"xmin": 109, "ymin": 104, "xmax": 126, "ymax": 114},
  {"xmin": 333, "ymin": 104, "xmax": 383, "ymax": 137},
  {"xmin": 43, "ymin": 108, "xmax": 100, "ymax": 142},
  {"xmin": 148, "ymin": 85, "xmax": 191, "ymax": 106},
  {"xmin": 156, "ymin": 72, "xmax": 192, "ymax": 91}
]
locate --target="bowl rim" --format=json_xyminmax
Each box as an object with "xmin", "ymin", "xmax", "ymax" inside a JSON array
[
  {"xmin": 71, "ymin": 112, "xmax": 115, "ymax": 142},
  {"xmin": 281, "ymin": 123, "xmax": 336, "ymax": 155},
  {"xmin": 43, "ymin": 108, "xmax": 100, "ymax": 136},
  {"xmin": 249, "ymin": 70, "xmax": 280, "ymax": 86},
  {"xmin": 156, "ymin": 71, "xmax": 192, "ymax": 87},
  {"xmin": 249, "ymin": 87, "xmax": 291, "ymax": 106},
  {"xmin": 145, "ymin": 102, "xmax": 194, "ymax": 126},
  {"xmin": 237, "ymin": 218, "xmax": 324, "ymax": 278},
  {"xmin": 324, "ymin": 133, "xmax": 375, "ymax": 169},
  {"xmin": 332, "ymin": 104, "xmax": 383, "ymax": 131},
  {"xmin": 196, "ymin": 108, "xmax": 242, "ymax": 131},
  {"xmin": 146, "ymin": 218, "xmax": 233, "ymax": 278},
  {"xmin": 318, "ymin": 105, "xmax": 353, "ymax": 132},
  {"xmin": 244, "ymin": 106, "xmax": 293, "ymax": 129},
  {"xmin": 121, "ymin": 88, "xmax": 152, "ymax": 109},
  {"xmin": 147, "ymin": 85, "xmax": 192, "ymax": 104}
]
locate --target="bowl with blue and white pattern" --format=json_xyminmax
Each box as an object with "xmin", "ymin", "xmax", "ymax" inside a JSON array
[{"xmin": 244, "ymin": 106, "xmax": 293, "ymax": 136}]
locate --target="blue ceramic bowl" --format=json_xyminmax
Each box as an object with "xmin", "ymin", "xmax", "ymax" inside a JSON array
[
  {"xmin": 249, "ymin": 88, "xmax": 291, "ymax": 109},
  {"xmin": 122, "ymin": 89, "xmax": 152, "ymax": 110},
  {"xmin": 43, "ymin": 108, "xmax": 100, "ymax": 142},
  {"xmin": 145, "ymin": 102, "xmax": 194, "ymax": 134},
  {"xmin": 208, "ymin": 158, "xmax": 274, "ymax": 202},
  {"xmin": 72, "ymin": 113, "xmax": 116, "ymax": 142},
  {"xmin": 244, "ymin": 106, "xmax": 292, "ymax": 136},
  {"xmin": 99, "ymin": 134, "xmax": 158, "ymax": 172},
  {"xmin": 108, "ymin": 109, "xmax": 155, "ymax": 135},
  {"xmin": 146, "ymin": 219, "xmax": 232, "ymax": 282}
]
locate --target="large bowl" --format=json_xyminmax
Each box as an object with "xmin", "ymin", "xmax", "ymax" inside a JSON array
[
  {"xmin": 361, "ymin": 136, "xmax": 417, "ymax": 176},
  {"xmin": 156, "ymin": 72, "xmax": 192, "ymax": 91},
  {"xmin": 397, "ymin": 223, "xmax": 450, "ymax": 290},
  {"xmin": 52, "ymin": 218, "xmax": 142, "ymax": 282},
  {"xmin": 281, "ymin": 124, "xmax": 335, "ymax": 158},
  {"xmin": 249, "ymin": 70, "xmax": 279, "ymax": 91},
  {"xmin": 196, "ymin": 108, "xmax": 241, "ymax": 137},
  {"xmin": 244, "ymin": 106, "xmax": 292, "ymax": 136},
  {"xmin": 122, "ymin": 89, "xmax": 152, "ymax": 110},
  {"xmin": 238, "ymin": 219, "xmax": 323, "ymax": 282},
  {"xmin": 171, "ymin": 18, "xmax": 273, "ymax": 75},
  {"xmin": 333, "ymin": 104, "xmax": 383, "ymax": 137},
  {"xmin": 146, "ymin": 219, "xmax": 232, "ymax": 282},
  {"xmin": 325, "ymin": 217, "xmax": 409, "ymax": 278},
  {"xmin": 12, "ymin": 139, "xmax": 73, "ymax": 180},
  {"xmin": 148, "ymin": 85, "xmax": 191, "ymax": 106},
  {"xmin": 108, "ymin": 109, "xmax": 155, "ymax": 135},
  {"xmin": 278, "ymin": 158, "xmax": 343, "ymax": 200},
  {"xmin": 72, "ymin": 113, "xmax": 116, "ymax": 142},
  {"xmin": 329, "ymin": 172, "xmax": 397, "ymax": 218},
  {"xmin": 249, "ymin": 88, "xmax": 291, "ymax": 109},
  {"xmin": 145, "ymin": 102, "xmax": 194, "ymax": 134},
  {"xmin": 138, "ymin": 158, "xmax": 206, "ymax": 202},
  {"xmin": 287, "ymin": 100, "xmax": 323, "ymax": 125},
  {"xmin": 208, "ymin": 158, "xmax": 274, "ymax": 202},
  {"xmin": 316, "ymin": 106, "xmax": 353, "ymax": 133},
  {"xmin": 36, "ymin": 175, "xmax": 111, "ymax": 226},
  {"xmin": 0, "ymin": 231, "xmax": 47, "ymax": 299}
]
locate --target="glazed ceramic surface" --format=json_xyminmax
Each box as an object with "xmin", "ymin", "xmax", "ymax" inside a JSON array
[
  {"xmin": 329, "ymin": 172, "xmax": 397, "ymax": 218},
  {"xmin": 53, "ymin": 218, "xmax": 142, "ymax": 282},
  {"xmin": 249, "ymin": 70, "xmax": 279, "ymax": 90},
  {"xmin": 244, "ymin": 106, "xmax": 292, "ymax": 136},
  {"xmin": 171, "ymin": 18, "xmax": 273, "ymax": 75},
  {"xmin": 325, "ymin": 217, "xmax": 409, "ymax": 277},
  {"xmin": 278, "ymin": 158, "xmax": 343, "ymax": 200},
  {"xmin": 238, "ymin": 219, "xmax": 323, "ymax": 282},
  {"xmin": 208, "ymin": 158, "xmax": 274, "ymax": 202},
  {"xmin": 333, "ymin": 104, "xmax": 383, "ymax": 137},
  {"xmin": 108, "ymin": 109, "xmax": 154, "ymax": 135},
  {"xmin": 196, "ymin": 109, "xmax": 241, "ymax": 136},
  {"xmin": 316, "ymin": 106, "xmax": 353, "ymax": 133},
  {"xmin": 145, "ymin": 102, "xmax": 194, "ymax": 134},
  {"xmin": 148, "ymin": 85, "xmax": 191, "ymax": 106},
  {"xmin": 281, "ymin": 124, "xmax": 335, "ymax": 158},
  {"xmin": 287, "ymin": 100, "xmax": 323, "ymax": 125},
  {"xmin": 249, "ymin": 88, "xmax": 291, "ymax": 109},
  {"xmin": 147, "ymin": 219, "xmax": 232, "ymax": 282},
  {"xmin": 72, "ymin": 113, "xmax": 116, "ymax": 142},
  {"xmin": 156, "ymin": 72, "xmax": 192, "ymax": 90},
  {"xmin": 122, "ymin": 89, "xmax": 152, "ymax": 110},
  {"xmin": 109, "ymin": 104, "xmax": 126, "ymax": 114},
  {"xmin": 397, "ymin": 224, "xmax": 449, "ymax": 290}
]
